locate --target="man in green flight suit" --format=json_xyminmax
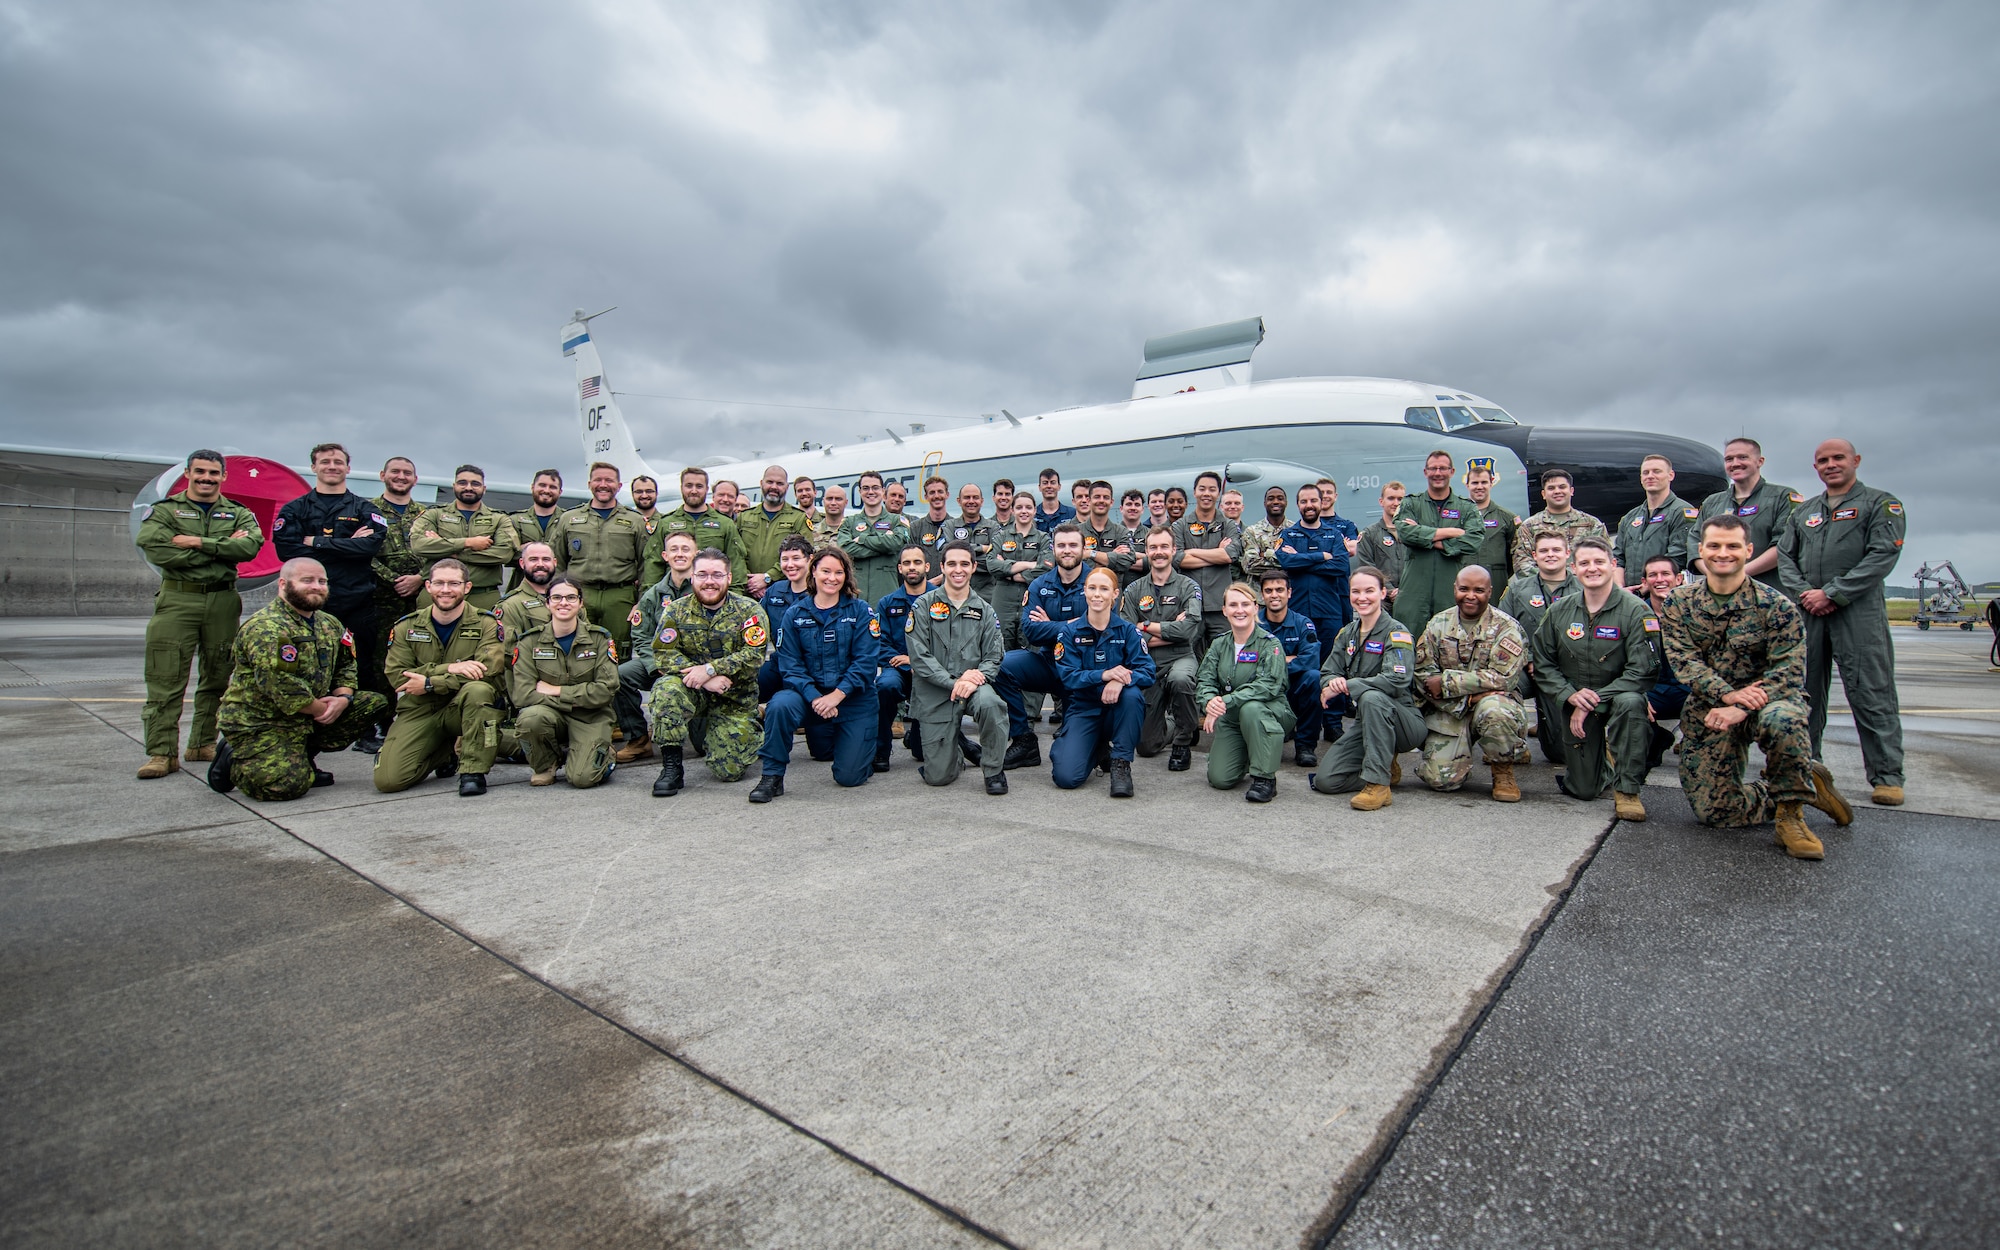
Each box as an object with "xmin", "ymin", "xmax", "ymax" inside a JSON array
[
  {"xmin": 648, "ymin": 548, "xmax": 773, "ymax": 794},
  {"xmin": 1690, "ymin": 437, "xmax": 1799, "ymax": 590},
  {"xmin": 1612, "ymin": 453, "xmax": 1698, "ymax": 590},
  {"xmin": 508, "ymin": 469, "xmax": 567, "ymax": 590},
  {"xmin": 554, "ymin": 461, "xmax": 647, "ymax": 655},
  {"xmin": 208, "ymin": 557, "xmax": 389, "ymax": 801},
  {"xmin": 650, "ymin": 465, "xmax": 748, "ymax": 591},
  {"xmin": 905, "ymin": 542, "xmax": 1010, "ymax": 792},
  {"xmin": 372, "ymin": 559, "xmax": 506, "ymax": 796},
  {"xmin": 1463, "ymin": 459, "xmax": 1519, "ymax": 605},
  {"xmin": 509, "ymin": 576, "xmax": 620, "ymax": 788},
  {"xmin": 1395, "ymin": 449, "xmax": 1485, "ymax": 632},
  {"xmin": 1123, "ymin": 527, "xmax": 1206, "ymax": 769},
  {"xmin": 737, "ymin": 464, "xmax": 815, "ymax": 598},
  {"xmin": 134, "ymin": 449, "xmax": 266, "ymax": 777},
  {"xmin": 360, "ymin": 455, "xmax": 424, "ymax": 753},
  {"xmin": 1776, "ymin": 438, "xmax": 1908, "ymax": 806},
  {"xmin": 1663, "ymin": 515, "xmax": 1854, "ymax": 859},
  {"xmin": 1530, "ymin": 537, "xmax": 1660, "ymax": 821},
  {"xmin": 1499, "ymin": 530, "xmax": 1582, "ymax": 762},
  {"xmin": 409, "ymin": 464, "xmax": 519, "ymax": 612},
  {"xmin": 838, "ymin": 470, "xmax": 913, "ymax": 605}
]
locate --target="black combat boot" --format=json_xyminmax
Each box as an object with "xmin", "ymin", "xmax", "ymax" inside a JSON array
[
  {"xmin": 458, "ymin": 773, "xmax": 487, "ymax": 797},
  {"xmin": 1003, "ymin": 734, "xmax": 1042, "ymax": 770},
  {"xmin": 904, "ymin": 726, "xmax": 925, "ymax": 762},
  {"xmin": 959, "ymin": 735, "xmax": 982, "ymax": 767},
  {"xmin": 748, "ymin": 773, "xmax": 785, "ymax": 803},
  {"xmin": 207, "ymin": 739, "xmax": 236, "ymax": 794},
  {"xmin": 1295, "ymin": 746, "xmax": 1317, "ymax": 769},
  {"xmin": 1168, "ymin": 745, "xmax": 1192, "ymax": 772},
  {"xmin": 985, "ymin": 771, "xmax": 1008, "ymax": 795},
  {"xmin": 653, "ymin": 744, "xmax": 685, "ymax": 796},
  {"xmin": 434, "ymin": 756, "xmax": 458, "ymax": 780},
  {"xmin": 1108, "ymin": 758, "xmax": 1134, "ymax": 798},
  {"xmin": 1245, "ymin": 775, "xmax": 1276, "ymax": 804},
  {"xmin": 310, "ymin": 757, "xmax": 335, "ymax": 787}
]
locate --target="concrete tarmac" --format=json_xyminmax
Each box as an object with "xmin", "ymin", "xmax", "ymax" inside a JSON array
[{"xmin": 2, "ymin": 618, "xmax": 1994, "ymax": 1247}]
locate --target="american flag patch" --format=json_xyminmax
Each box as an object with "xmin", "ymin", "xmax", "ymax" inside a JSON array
[{"xmin": 580, "ymin": 376, "xmax": 602, "ymax": 398}]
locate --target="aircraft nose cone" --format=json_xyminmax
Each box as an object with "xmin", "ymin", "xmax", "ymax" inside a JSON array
[{"xmin": 1523, "ymin": 428, "xmax": 1726, "ymax": 519}]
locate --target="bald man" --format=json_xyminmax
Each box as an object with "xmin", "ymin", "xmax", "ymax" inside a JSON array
[
  {"xmin": 737, "ymin": 463, "xmax": 815, "ymax": 597},
  {"xmin": 1776, "ymin": 438, "xmax": 1908, "ymax": 805}
]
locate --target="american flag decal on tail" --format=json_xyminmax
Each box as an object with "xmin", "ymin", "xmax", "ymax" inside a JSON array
[{"xmin": 580, "ymin": 376, "xmax": 601, "ymax": 399}]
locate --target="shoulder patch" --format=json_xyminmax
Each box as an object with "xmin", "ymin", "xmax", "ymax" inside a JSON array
[
  {"xmin": 742, "ymin": 619, "xmax": 768, "ymax": 647},
  {"xmin": 1884, "ymin": 500, "xmax": 1903, "ymax": 515},
  {"xmin": 1643, "ymin": 617, "xmax": 1661, "ymax": 632},
  {"xmin": 339, "ymin": 629, "xmax": 354, "ymax": 648},
  {"xmin": 278, "ymin": 643, "xmax": 298, "ymax": 663},
  {"xmin": 868, "ymin": 616, "xmax": 881, "ymax": 637},
  {"xmin": 1389, "ymin": 630, "xmax": 1413, "ymax": 644},
  {"xmin": 658, "ymin": 625, "xmax": 677, "ymax": 644},
  {"xmin": 1682, "ymin": 507, "xmax": 1698, "ymax": 519}
]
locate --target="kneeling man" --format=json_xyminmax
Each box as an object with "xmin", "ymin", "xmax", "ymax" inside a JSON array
[
  {"xmin": 1530, "ymin": 538, "xmax": 1658, "ymax": 820},
  {"xmin": 1413, "ymin": 565, "xmax": 1531, "ymax": 801},
  {"xmin": 906, "ymin": 542, "xmax": 1010, "ymax": 793},
  {"xmin": 373, "ymin": 558, "xmax": 505, "ymax": 795}
]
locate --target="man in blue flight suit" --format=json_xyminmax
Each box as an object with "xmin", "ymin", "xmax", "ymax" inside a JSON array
[
  {"xmin": 1277, "ymin": 482, "xmax": 1353, "ymax": 741},
  {"xmin": 1000, "ymin": 523, "xmax": 1090, "ymax": 769},
  {"xmin": 752, "ymin": 548, "xmax": 882, "ymax": 801},
  {"xmin": 1051, "ymin": 567, "xmax": 1158, "ymax": 796},
  {"xmin": 1033, "ymin": 468, "xmax": 1076, "ymax": 533},
  {"xmin": 873, "ymin": 545, "xmax": 932, "ymax": 771},
  {"xmin": 1257, "ymin": 570, "xmax": 1324, "ymax": 767}
]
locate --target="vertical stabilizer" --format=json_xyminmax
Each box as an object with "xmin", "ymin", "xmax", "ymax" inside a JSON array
[{"xmin": 562, "ymin": 308, "xmax": 657, "ymax": 494}]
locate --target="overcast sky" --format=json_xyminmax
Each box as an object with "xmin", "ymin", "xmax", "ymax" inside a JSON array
[{"xmin": 3, "ymin": 0, "xmax": 1995, "ymax": 573}]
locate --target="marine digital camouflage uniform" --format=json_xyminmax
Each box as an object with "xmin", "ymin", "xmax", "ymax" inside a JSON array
[
  {"xmin": 372, "ymin": 606, "xmax": 507, "ymax": 790},
  {"xmin": 1509, "ymin": 508, "xmax": 1608, "ymax": 577},
  {"xmin": 1412, "ymin": 606, "xmax": 1531, "ymax": 789},
  {"xmin": 134, "ymin": 490, "xmax": 264, "ymax": 757},
  {"xmin": 1659, "ymin": 579, "xmax": 1814, "ymax": 825},
  {"xmin": 648, "ymin": 591, "xmax": 770, "ymax": 782},
  {"xmin": 217, "ymin": 597, "xmax": 389, "ymax": 801}
]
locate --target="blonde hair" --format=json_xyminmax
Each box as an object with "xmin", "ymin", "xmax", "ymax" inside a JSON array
[{"xmin": 1224, "ymin": 581, "xmax": 1260, "ymax": 606}]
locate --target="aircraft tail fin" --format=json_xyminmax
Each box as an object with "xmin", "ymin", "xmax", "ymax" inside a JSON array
[
  {"xmin": 1132, "ymin": 316, "xmax": 1264, "ymax": 399},
  {"xmin": 561, "ymin": 309, "xmax": 657, "ymax": 494}
]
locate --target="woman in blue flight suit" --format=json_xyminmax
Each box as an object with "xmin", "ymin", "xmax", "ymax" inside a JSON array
[
  {"xmin": 752, "ymin": 548, "xmax": 882, "ymax": 801},
  {"xmin": 1051, "ymin": 566, "xmax": 1156, "ymax": 796}
]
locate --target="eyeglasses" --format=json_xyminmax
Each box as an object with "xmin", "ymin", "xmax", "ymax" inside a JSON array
[{"xmin": 547, "ymin": 593, "xmax": 581, "ymax": 603}]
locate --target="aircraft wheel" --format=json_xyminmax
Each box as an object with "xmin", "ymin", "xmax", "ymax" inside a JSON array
[
  {"xmin": 1917, "ymin": 619, "xmax": 1930, "ymax": 631},
  {"xmin": 1962, "ymin": 621, "xmax": 1976, "ymax": 631}
]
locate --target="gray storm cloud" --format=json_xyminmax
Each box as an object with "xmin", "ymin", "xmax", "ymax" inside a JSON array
[{"xmin": 1, "ymin": 0, "xmax": 1994, "ymax": 571}]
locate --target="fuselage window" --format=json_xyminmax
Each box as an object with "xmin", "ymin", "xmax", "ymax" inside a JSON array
[
  {"xmin": 1404, "ymin": 406, "xmax": 1443, "ymax": 433},
  {"xmin": 1470, "ymin": 406, "xmax": 1517, "ymax": 425},
  {"xmin": 1437, "ymin": 405, "xmax": 1480, "ymax": 431}
]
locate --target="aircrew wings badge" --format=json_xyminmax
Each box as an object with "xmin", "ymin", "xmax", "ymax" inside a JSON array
[{"xmin": 742, "ymin": 621, "xmax": 768, "ymax": 647}]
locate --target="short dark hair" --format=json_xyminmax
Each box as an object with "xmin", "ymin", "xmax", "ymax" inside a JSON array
[
  {"xmin": 1051, "ymin": 521, "xmax": 1084, "ymax": 540},
  {"xmin": 1194, "ymin": 470, "xmax": 1223, "ymax": 492},
  {"xmin": 899, "ymin": 543, "xmax": 931, "ymax": 561},
  {"xmin": 1643, "ymin": 553, "xmax": 1681, "ymax": 572},
  {"xmin": 1258, "ymin": 568, "xmax": 1291, "ymax": 587},
  {"xmin": 856, "ymin": 470, "xmax": 884, "ymax": 488},
  {"xmin": 679, "ymin": 465, "xmax": 709, "ymax": 483},
  {"xmin": 533, "ymin": 468, "xmax": 563, "ymax": 487},
  {"xmin": 310, "ymin": 442, "xmax": 349, "ymax": 465},
  {"xmin": 940, "ymin": 541, "xmax": 976, "ymax": 564},
  {"xmin": 1165, "ymin": 486, "xmax": 1188, "ymax": 501},
  {"xmin": 381, "ymin": 455, "xmax": 414, "ymax": 473},
  {"xmin": 1089, "ymin": 480, "xmax": 1114, "ymax": 495},
  {"xmin": 991, "ymin": 477, "xmax": 1015, "ymax": 492},
  {"xmin": 1573, "ymin": 536, "xmax": 1613, "ymax": 560},
  {"xmin": 1038, "ymin": 468, "xmax": 1060, "ymax": 482},
  {"xmin": 186, "ymin": 448, "xmax": 225, "ymax": 470},
  {"xmin": 453, "ymin": 464, "xmax": 484, "ymax": 481},
  {"xmin": 630, "ymin": 474, "xmax": 656, "ymax": 488},
  {"xmin": 778, "ymin": 535, "xmax": 814, "ymax": 559},
  {"xmin": 546, "ymin": 575, "xmax": 582, "ymax": 597},
  {"xmin": 1642, "ymin": 453, "xmax": 1675, "ymax": 470},
  {"xmin": 1539, "ymin": 469, "xmax": 1573, "ymax": 489},
  {"xmin": 1700, "ymin": 514, "xmax": 1750, "ymax": 539},
  {"xmin": 1426, "ymin": 448, "xmax": 1454, "ymax": 465},
  {"xmin": 1122, "ymin": 489, "xmax": 1144, "ymax": 503}
]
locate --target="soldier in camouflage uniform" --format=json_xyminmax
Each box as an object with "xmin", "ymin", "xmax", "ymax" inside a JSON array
[
  {"xmin": 1509, "ymin": 469, "xmax": 1608, "ymax": 576},
  {"xmin": 210, "ymin": 558, "xmax": 389, "ymax": 801},
  {"xmin": 508, "ymin": 577, "xmax": 619, "ymax": 788},
  {"xmin": 371, "ymin": 559, "xmax": 506, "ymax": 795},
  {"xmin": 134, "ymin": 450, "xmax": 265, "ymax": 777},
  {"xmin": 364, "ymin": 457, "xmax": 425, "ymax": 748},
  {"xmin": 409, "ymin": 465, "xmax": 519, "ymax": 611},
  {"xmin": 613, "ymin": 531, "xmax": 699, "ymax": 761},
  {"xmin": 1663, "ymin": 514, "xmax": 1853, "ymax": 859},
  {"xmin": 1238, "ymin": 485, "xmax": 1290, "ymax": 583},
  {"xmin": 811, "ymin": 486, "xmax": 848, "ymax": 548},
  {"xmin": 648, "ymin": 550, "xmax": 772, "ymax": 793},
  {"xmin": 1412, "ymin": 565, "xmax": 1531, "ymax": 799}
]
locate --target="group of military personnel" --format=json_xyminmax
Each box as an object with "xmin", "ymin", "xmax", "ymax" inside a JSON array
[{"xmin": 134, "ymin": 434, "xmax": 1909, "ymax": 859}]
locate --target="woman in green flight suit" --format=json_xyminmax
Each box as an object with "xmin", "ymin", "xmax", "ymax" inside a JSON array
[{"xmin": 1196, "ymin": 582, "xmax": 1297, "ymax": 803}]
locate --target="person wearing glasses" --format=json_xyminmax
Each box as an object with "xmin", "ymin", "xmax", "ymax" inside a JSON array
[
  {"xmin": 509, "ymin": 575, "xmax": 619, "ymax": 787},
  {"xmin": 647, "ymin": 548, "xmax": 773, "ymax": 796}
]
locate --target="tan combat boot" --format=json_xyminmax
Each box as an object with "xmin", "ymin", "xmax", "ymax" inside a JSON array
[
  {"xmin": 1490, "ymin": 761, "xmax": 1521, "ymax": 802},
  {"xmin": 184, "ymin": 743, "xmax": 217, "ymax": 763},
  {"xmin": 1390, "ymin": 757, "xmax": 1402, "ymax": 786},
  {"xmin": 1773, "ymin": 802, "xmax": 1825, "ymax": 860},
  {"xmin": 614, "ymin": 733, "xmax": 654, "ymax": 764},
  {"xmin": 1350, "ymin": 783, "xmax": 1393, "ymax": 811},
  {"xmin": 530, "ymin": 768, "xmax": 558, "ymax": 786},
  {"xmin": 1808, "ymin": 761, "xmax": 1854, "ymax": 826},
  {"xmin": 1871, "ymin": 784, "xmax": 1904, "ymax": 807},
  {"xmin": 137, "ymin": 752, "xmax": 178, "ymax": 780},
  {"xmin": 1614, "ymin": 792, "xmax": 1646, "ymax": 822}
]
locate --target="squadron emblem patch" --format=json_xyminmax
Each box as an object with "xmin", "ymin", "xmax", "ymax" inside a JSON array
[
  {"xmin": 742, "ymin": 621, "xmax": 767, "ymax": 647},
  {"xmin": 278, "ymin": 644, "xmax": 298, "ymax": 663},
  {"xmin": 1566, "ymin": 623, "xmax": 1587, "ymax": 640},
  {"xmin": 929, "ymin": 601, "xmax": 952, "ymax": 619}
]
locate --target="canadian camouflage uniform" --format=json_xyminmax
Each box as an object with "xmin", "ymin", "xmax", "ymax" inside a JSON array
[
  {"xmin": 1509, "ymin": 508, "xmax": 1609, "ymax": 577},
  {"xmin": 134, "ymin": 490, "xmax": 264, "ymax": 757},
  {"xmin": 372, "ymin": 606, "xmax": 507, "ymax": 790},
  {"xmin": 1659, "ymin": 580, "xmax": 1814, "ymax": 826},
  {"xmin": 615, "ymin": 572, "xmax": 696, "ymax": 740},
  {"xmin": 368, "ymin": 495, "xmax": 424, "ymax": 684},
  {"xmin": 217, "ymin": 597, "xmax": 389, "ymax": 800},
  {"xmin": 1412, "ymin": 606, "xmax": 1532, "ymax": 790},
  {"xmin": 409, "ymin": 501, "xmax": 520, "ymax": 610},
  {"xmin": 509, "ymin": 621, "xmax": 619, "ymax": 787},
  {"xmin": 648, "ymin": 591, "xmax": 771, "ymax": 782}
]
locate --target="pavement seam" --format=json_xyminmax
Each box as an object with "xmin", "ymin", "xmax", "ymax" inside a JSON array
[
  {"xmin": 51, "ymin": 684, "xmax": 1025, "ymax": 1247},
  {"xmin": 1306, "ymin": 809, "xmax": 1623, "ymax": 1250}
]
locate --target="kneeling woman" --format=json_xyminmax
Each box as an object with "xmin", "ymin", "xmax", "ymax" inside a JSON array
[
  {"xmin": 753, "ymin": 547, "xmax": 882, "ymax": 802},
  {"xmin": 1051, "ymin": 566, "xmax": 1156, "ymax": 796},
  {"xmin": 1197, "ymin": 582, "xmax": 1296, "ymax": 803},
  {"xmin": 510, "ymin": 576, "xmax": 620, "ymax": 788}
]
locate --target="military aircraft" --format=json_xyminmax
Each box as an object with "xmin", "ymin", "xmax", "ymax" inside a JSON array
[{"xmin": 566, "ymin": 310, "xmax": 1724, "ymax": 524}]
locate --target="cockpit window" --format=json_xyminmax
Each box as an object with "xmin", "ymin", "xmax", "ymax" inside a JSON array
[
  {"xmin": 1471, "ymin": 406, "xmax": 1517, "ymax": 425},
  {"xmin": 1438, "ymin": 405, "xmax": 1480, "ymax": 431},
  {"xmin": 1404, "ymin": 406, "xmax": 1442, "ymax": 433}
]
